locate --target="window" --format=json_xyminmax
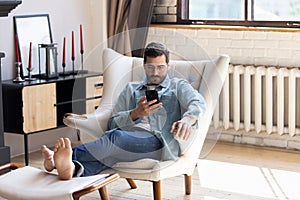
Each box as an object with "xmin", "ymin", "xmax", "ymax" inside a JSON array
[{"xmin": 178, "ymin": 0, "xmax": 300, "ymax": 28}]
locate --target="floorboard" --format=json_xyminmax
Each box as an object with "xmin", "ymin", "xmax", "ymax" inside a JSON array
[{"xmin": 2, "ymin": 140, "xmax": 300, "ymax": 200}]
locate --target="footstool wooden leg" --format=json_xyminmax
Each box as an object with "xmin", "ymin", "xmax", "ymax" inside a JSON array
[
  {"xmin": 72, "ymin": 173, "xmax": 119, "ymax": 200},
  {"xmin": 99, "ymin": 186, "xmax": 109, "ymax": 200}
]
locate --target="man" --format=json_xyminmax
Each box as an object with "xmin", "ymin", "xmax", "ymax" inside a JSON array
[{"xmin": 42, "ymin": 42, "xmax": 206, "ymax": 180}]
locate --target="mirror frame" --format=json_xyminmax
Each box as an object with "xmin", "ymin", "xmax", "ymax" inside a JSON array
[{"xmin": 13, "ymin": 14, "xmax": 53, "ymax": 78}]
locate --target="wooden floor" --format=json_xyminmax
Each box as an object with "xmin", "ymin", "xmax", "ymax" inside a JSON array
[{"xmin": 3, "ymin": 140, "xmax": 300, "ymax": 200}]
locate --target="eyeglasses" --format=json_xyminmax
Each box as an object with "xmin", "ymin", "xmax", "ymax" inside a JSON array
[{"xmin": 144, "ymin": 64, "xmax": 167, "ymax": 71}]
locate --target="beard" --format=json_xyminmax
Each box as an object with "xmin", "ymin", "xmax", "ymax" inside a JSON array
[{"xmin": 148, "ymin": 75, "xmax": 162, "ymax": 84}]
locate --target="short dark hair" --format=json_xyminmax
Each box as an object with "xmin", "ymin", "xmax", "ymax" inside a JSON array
[{"xmin": 144, "ymin": 42, "xmax": 169, "ymax": 64}]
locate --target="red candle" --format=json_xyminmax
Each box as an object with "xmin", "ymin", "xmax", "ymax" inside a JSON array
[
  {"xmin": 80, "ymin": 24, "xmax": 84, "ymax": 54},
  {"xmin": 62, "ymin": 37, "xmax": 66, "ymax": 65},
  {"xmin": 15, "ymin": 35, "xmax": 20, "ymax": 63},
  {"xmin": 28, "ymin": 42, "xmax": 32, "ymax": 69},
  {"xmin": 71, "ymin": 31, "xmax": 75, "ymax": 60}
]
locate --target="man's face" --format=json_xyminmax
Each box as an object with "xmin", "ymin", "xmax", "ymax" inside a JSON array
[{"xmin": 144, "ymin": 55, "xmax": 170, "ymax": 84}]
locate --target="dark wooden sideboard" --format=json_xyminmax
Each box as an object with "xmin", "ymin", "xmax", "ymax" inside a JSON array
[
  {"xmin": 2, "ymin": 72, "xmax": 103, "ymax": 165},
  {"xmin": 0, "ymin": 53, "xmax": 10, "ymax": 168},
  {"xmin": 0, "ymin": 0, "xmax": 22, "ymax": 171}
]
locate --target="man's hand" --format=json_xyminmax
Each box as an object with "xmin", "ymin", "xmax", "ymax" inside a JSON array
[
  {"xmin": 130, "ymin": 96, "xmax": 162, "ymax": 121},
  {"xmin": 170, "ymin": 116, "xmax": 197, "ymax": 140}
]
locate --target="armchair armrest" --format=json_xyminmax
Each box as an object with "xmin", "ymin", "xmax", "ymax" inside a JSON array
[{"xmin": 63, "ymin": 104, "xmax": 113, "ymax": 138}]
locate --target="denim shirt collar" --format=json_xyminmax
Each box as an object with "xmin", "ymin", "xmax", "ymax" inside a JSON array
[{"xmin": 137, "ymin": 75, "xmax": 170, "ymax": 90}]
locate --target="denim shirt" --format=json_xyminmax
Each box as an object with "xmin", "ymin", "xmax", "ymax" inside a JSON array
[{"xmin": 108, "ymin": 75, "xmax": 206, "ymax": 161}]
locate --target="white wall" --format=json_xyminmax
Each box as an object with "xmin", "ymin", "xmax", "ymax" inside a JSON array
[
  {"xmin": 0, "ymin": 0, "xmax": 107, "ymax": 157},
  {"xmin": 0, "ymin": 0, "xmax": 107, "ymax": 80}
]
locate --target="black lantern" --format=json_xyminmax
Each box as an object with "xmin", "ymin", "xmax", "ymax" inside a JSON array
[{"xmin": 38, "ymin": 43, "xmax": 58, "ymax": 79}]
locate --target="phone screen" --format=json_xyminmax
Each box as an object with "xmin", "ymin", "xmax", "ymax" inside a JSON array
[{"xmin": 146, "ymin": 90, "xmax": 160, "ymax": 105}]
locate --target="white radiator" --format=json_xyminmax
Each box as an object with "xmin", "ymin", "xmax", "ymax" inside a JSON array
[{"xmin": 213, "ymin": 64, "xmax": 300, "ymax": 136}]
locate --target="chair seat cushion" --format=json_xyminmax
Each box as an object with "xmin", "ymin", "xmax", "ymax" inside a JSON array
[
  {"xmin": 0, "ymin": 166, "xmax": 109, "ymax": 200},
  {"xmin": 102, "ymin": 157, "xmax": 198, "ymax": 182},
  {"xmin": 112, "ymin": 158, "xmax": 159, "ymax": 169}
]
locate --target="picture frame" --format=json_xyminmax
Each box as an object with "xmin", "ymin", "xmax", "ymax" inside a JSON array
[{"xmin": 13, "ymin": 14, "xmax": 53, "ymax": 78}]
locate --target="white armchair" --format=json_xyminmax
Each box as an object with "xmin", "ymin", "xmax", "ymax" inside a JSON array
[{"xmin": 64, "ymin": 48, "xmax": 230, "ymax": 200}]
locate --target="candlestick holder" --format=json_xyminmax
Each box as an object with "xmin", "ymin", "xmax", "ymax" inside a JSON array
[
  {"xmin": 69, "ymin": 57, "xmax": 77, "ymax": 75},
  {"xmin": 24, "ymin": 67, "xmax": 36, "ymax": 81},
  {"xmin": 77, "ymin": 51, "xmax": 88, "ymax": 75},
  {"xmin": 59, "ymin": 63, "xmax": 70, "ymax": 77},
  {"xmin": 13, "ymin": 62, "xmax": 24, "ymax": 83}
]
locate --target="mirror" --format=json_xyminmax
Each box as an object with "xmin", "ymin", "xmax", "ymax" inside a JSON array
[{"xmin": 14, "ymin": 14, "xmax": 53, "ymax": 77}]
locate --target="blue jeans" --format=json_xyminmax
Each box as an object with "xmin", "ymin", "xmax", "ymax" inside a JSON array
[{"xmin": 72, "ymin": 129, "xmax": 162, "ymax": 177}]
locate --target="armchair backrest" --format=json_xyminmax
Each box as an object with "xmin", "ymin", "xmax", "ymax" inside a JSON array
[{"xmin": 101, "ymin": 48, "xmax": 230, "ymax": 159}]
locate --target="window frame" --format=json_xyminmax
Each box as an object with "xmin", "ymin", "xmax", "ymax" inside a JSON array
[{"xmin": 175, "ymin": 0, "xmax": 300, "ymax": 28}]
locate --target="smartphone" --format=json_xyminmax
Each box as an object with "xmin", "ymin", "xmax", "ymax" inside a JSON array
[{"xmin": 146, "ymin": 90, "xmax": 160, "ymax": 105}]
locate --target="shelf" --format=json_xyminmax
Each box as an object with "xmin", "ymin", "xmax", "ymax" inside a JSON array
[
  {"xmin": 0, "ymin": 0, "xmax": 22, "ymax": 17},
  {"xmin": 0, "ymin": 49, "xmax": 10, "ymax": 167}
]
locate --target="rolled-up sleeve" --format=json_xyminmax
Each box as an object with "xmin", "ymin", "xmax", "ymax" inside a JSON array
[{"xmin": 178, "ymin": 80, "xmax": 206, "ymax": 119}]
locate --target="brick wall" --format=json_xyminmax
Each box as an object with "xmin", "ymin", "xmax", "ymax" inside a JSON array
[
  {"xmin": 147, "ymin": 27, "xmax": 300, "ymax": 67},
  {"xmin": 152, "ymin": 0, "xmax": 177, "ymax": 23}
]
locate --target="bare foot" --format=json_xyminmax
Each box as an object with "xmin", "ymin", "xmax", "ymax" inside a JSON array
[
  {"xmin": 41, "ymin": 145, "xmax": 55, "ymax": 172},
  {"xmin": 54, "ymin": 138, "xmax": 75, "ymax": 180}
]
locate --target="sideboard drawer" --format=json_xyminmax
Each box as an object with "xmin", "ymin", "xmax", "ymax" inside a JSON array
[
  {"xmin": 86, "ymin": 75, "xmax": 103, "ymax": 113},
  {"xmin": 86, "ymin": 98, "xmax": 101, "ymax": 114},
  {"xmin": 86, "ymin": 76, "xmax": 103, "ymax": 98}
]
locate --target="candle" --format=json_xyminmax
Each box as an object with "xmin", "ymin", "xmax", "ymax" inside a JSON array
[
  {"xmin": 15, "ymin": 35, "xmax": 20, "ymax": 63},
  {"xmin": 62, "ymin": 37, "xmax": 66, "ymax": 65},
  {"xmin": 28, "ymin": 42, "xmax": 32, "ymax": 69},
  {"xmin": 71, "ymin": 31, "xmax": 75, "ymax": 60},
  {"xmin": 80, "ymin": 24, "xmax": 84, "ymax": 54}
]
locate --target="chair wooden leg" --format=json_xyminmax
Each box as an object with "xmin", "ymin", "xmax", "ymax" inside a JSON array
[
  {"xmin": 152, "ymin": 180, "xmax": 162, "ymax": 200},
  {"xmin": 184, "ymin": 174, "xmax": 192, "ymax": 195},
  {"xmin": 126, "ymin": 178, "xmax": 137, "ymax": 189},
  {"xmin": 99, "ymin": 186, "xmax": 110, "ymax": 200}
]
